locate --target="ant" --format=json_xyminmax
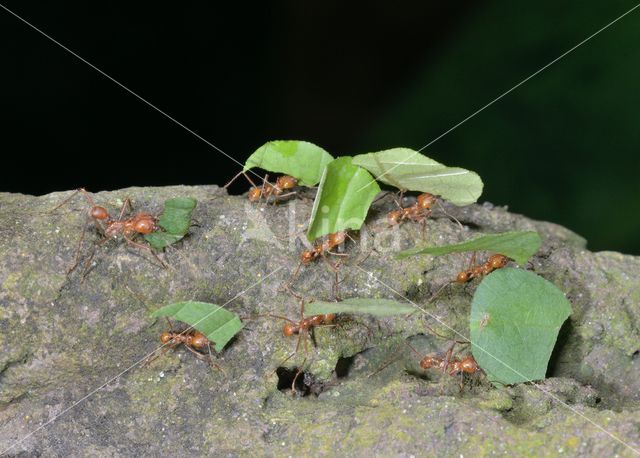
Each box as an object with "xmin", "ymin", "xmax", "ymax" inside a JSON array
[
  {"xmin": 145, "ymin": 318, "xmax": 223, "ymax": 372},
  {"xmin": 51, "ymin": 188, "xmax": 167, "ymax": 277},
  {"xmin": 455, "ymin": 253, "xmax": 509, "ymax": 283},
  {"xmin": 255, "ymin": 289, "xmax": 338, "ymax": 393},
  {"xmin": 224, "ymin": 171, "xmax": 298, "ymax": 203},
  {"xmin": 285, "ymin": 231, "xmax": 350, "ymax": 294},
  {"xmin": 406, "ymin": 340, "xmax": 482, "ymax": 390},
  {"xmin": 386, "ymin": 192, "xmax": 437, "ymax": 226}
]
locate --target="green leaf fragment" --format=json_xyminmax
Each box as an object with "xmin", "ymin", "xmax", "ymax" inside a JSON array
[
  {"xmin": 151, "ymin": 301, "xmax": 243, "ymax": 352},
  {"xmin": 305, "ymin": 298, "xmax": 416, "ymax": 316},
  {"xmin": 397, "ymin": 231, "xmax": 542, "ymax": 265},
  {"xmin": 470, "ymin": 268, "xmax": 572, "ymax": 385},
  {"xmin": 243, "ymin": 140, "xmax": 334, "ymax": 187},
  {"xmin": 352, "ymin": 148, "xmax": 483, "ymax": 206},
  {"xmin": 306, "ymin": 157, "xmax": 381, "ymax": 241},
  {"xmin": 144, "ymin": 197, "xmax": 197, "ymax": 250}
]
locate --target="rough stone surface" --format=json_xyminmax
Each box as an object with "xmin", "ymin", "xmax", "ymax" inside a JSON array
[{"xmin": 0, "ymin": 185, "xmax": 639, "ymax": 457}]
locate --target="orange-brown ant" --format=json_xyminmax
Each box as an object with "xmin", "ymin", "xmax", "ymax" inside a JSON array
[
  {"xmin": 51, "ymin": 188, "xmax": 166, "ymax": 277},
  {"xmin": 386, "ymin": 192, "xmax": 437, "ymax": 226},
  {"xmin": 224, "ymin": 171, "xmax": 298, "ymax": 203},
  {"xmin": 145, "ymin": 318, "xmax": 224, "ymax": 372},
  {"xmin": 406, "ymin": 340, "xmax": 482, "ymax": 390},
  {"xmin": 455, "ymin": 253, "xmax": 509, "ymax": 284},
  {"xmin": 253, "ymin": 289, "xmax": 339, "ymax": 393}
]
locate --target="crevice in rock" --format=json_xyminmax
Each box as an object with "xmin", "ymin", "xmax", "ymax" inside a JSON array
[{"xmin": 334, "ymin": 355, "xmax": 355, "ymax": 379}]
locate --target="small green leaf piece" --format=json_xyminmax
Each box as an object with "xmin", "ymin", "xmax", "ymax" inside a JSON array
[
  {"xmin": 144, "ymin": 197, "xmax": 197, "ymax": 250},
  {"xmin": 397, "ymin": 231, "xmax": 542, "ymax": 265},
  {"xmin": 305, "ymin": 298, "xmax": 416, "ymax": 316},
  {"xmin": 243, "ymin": 140, "xmax": 334, "ymax": 186},
  {"xmin": 151, "ymin": 301, "xmax": 243, "ymax": 352},
  {"xmin": 352, "ymin": 148, "xmax": 483, "ymax": 205},
  {"xmin": 470, "ymin": 268, "xmax": 572, "ymax": 385},
  {"xmin": 306, "ymin": 157, "xmax": 381, "ymax": 241}
]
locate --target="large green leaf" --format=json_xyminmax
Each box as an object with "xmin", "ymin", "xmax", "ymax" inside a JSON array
[
  {"xmin": 306, "ymin": 157, "xmax": 381, "ymax": 241},
  {"xmin": 305, "ymin": 298, "xmax": 416, "ymax": 317},
  {"xmin": 144, "ymin": 197, "xmax": 197, "ymax": 250},
  {"xmin": 151, "ymin": 301, "xmax": 243, "ymax": 352},
  {"xmin": 352, "ymin": 148, "xmax": 483, "ymax": 206},
  {"xmin": 243, "ymin": 140, "xmax": 334, "ymax": 187},
  {"xmin": 397, "ymin": 231, "xmax": 541, "ymax": 265},
  {"xmin": 470, "ymin": 268, "xmax": 572, "ymax": 385}
]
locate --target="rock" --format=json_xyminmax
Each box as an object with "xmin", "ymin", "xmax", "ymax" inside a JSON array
[{"xmin": 0, "ymin": 185, "xmax": 638, "ymax": 456}]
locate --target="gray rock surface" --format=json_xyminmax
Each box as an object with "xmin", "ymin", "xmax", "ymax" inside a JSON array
[{"xmin": 0, "ymin": 185, "xmax": 639, "ymax": 457}]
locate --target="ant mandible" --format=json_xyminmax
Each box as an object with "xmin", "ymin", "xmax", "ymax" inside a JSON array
[
  {"xmin": 51, "ymin": 188, "xmax": 166, "ymax": 277},
  {"xmin": 224, "ymin": 171, "xmax": 298, "ymax": 203},
  {"xmin": 146, "ymin": 318, "xmax": 224, "ymax": 372}
]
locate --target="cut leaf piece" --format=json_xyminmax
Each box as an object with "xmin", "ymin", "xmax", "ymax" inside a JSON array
[
  {"xmin": 144, "ymin": 197, "xmax": 197, "ymax": 250},
  {"xmin": 306, "ymin": 298, "xmax": 416, "ymax": 316},
  {"xmin": 397, "ymin": 231, "xmax": 541, "ymax": 265},
  {"xmin": 243, "ymin": 140, "xmax": 334, "ymax": 187},
  {"xmin": 151, "ymin": 301, "xmax": 243, "ymax": 352},
  {"xmin": 470, "ymin": 268, "xmax": 572, "ymax": 385},
  {"xmin": 352, "ymin": 148, "xmax": 483, "ymax": 206},
  {"xmin": 306, "ymin": 157, "xmax": 381, "ymax": 241}
]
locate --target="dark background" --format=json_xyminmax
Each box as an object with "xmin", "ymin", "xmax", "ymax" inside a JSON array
[{"xmin": 1, "ymin": 2, "xmax": 639, "ymax": 254}]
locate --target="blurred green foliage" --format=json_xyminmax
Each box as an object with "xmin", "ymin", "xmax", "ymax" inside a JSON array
[{"xmin": 360, "ymin": 1, "xmax": 640, "ymax": 254}]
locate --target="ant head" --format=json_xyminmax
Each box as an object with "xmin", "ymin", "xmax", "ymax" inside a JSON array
[
  {"xmin": 190, "ymin": 332, "xmax": 209, "ymax": 349},
  {"xmin": 386, "ymin": 211, "xmax": 401, "ymax": 225},
  {"xmin": 416, "ymin": 193, "xmax": 436, "ymax": 209},
  {"xmin": 283, "ymin": 323, "xmax": 297, "ymax": 337},
  {"xmin": 248, "ymin": 187, "xmax": 262, "ymax": 202},
  {"xmin": 133, "ymin": 216, "xmax": 157, "ymax": 234},
  {"xmin": 328, "ymin": 231, "xmax": 346, "ymax": 246},
  {"xmin": 160, "ymin": 332, "xmax": 173, "ymax": 344},
  {"xmin": 488, "ymin": 254, "xmax": 508, "ymax": 269},
  {"xmin": 276, "ymin": 175, "xmax": 298, "ymax": 190},
  {"xmin": 90, "ymin": 206, "xmax": 109, "ymax": 220},
  {"xmin": 301, "ymin": 250, "xmax": 316, "ymax": 264},
  {"xmin": 323, "ymin": 313, "xmax": 336, "ymax": 323},
  {"xmin": 459, "ymin": 355, "xmax": 479, "ymax": 374},
  {"xmin": 456, "ymin": 270, "xmax": 472, "ymax": 283}
]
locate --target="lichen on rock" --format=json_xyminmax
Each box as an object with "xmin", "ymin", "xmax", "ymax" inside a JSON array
[{"xmin": 0, "ymin": 185, "xmax": 638, "ymax": 456}]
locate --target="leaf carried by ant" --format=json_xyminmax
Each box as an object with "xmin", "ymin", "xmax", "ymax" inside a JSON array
[
  {"xmin": 306, "ymin": 157, "xmax": 381, "ymax": 241},
  {"xmin": 396, "ymin": 231, "xmax": 542, "ymax": 265},
  {"xmin": 243, "ymin": 140, "xmax": 334, "ymax": 187},
  {"xmin": 470, "ymin": 268, "xmax": 571, "ymax": 385},
  {"xmin": 144, "ymin": 197, "xmax": 197, "ymax": 250},
  {"xmin": 305, "ymin": 298, "xmax": 416, "ymax": 317},
  {"xmin": 151, "ymin": 301, "xmax": 243, "ymax": 352},
  {"xmin": 352, "ymin": 148, "xmax": 483, "ymax": 206}
]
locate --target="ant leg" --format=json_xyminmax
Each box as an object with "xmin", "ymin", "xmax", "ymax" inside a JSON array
[
  {"xmin": 80, "ymin": 246, "xmax": 97, "ymax": 282},
  {"xmin": 224, "ymin": 171, "xmax": 259, "ymax": 189},
  {"xmin": 124, "ymin": 235, "xmax": 168, "ymax": 269},
  {"xmin": 436, "ymin": 200, "xmax": 464, "ymax": 231},
  {"xmin": 183, "ymin": 344, "xmax": 224, "ymax": 373},
  {"xmin": 50, "ymin": 188, "xmax": 96, "ymax": 212},
  {"xmin": 116, "ymin": 198, "xmax": 133, "ymax": 221},
  {"xmin": 291, "ymin": 329, "xmax": 310, "ymax": 392},
  {"xmin": 164, "ymin": 317, "xmax": 175, "ymax": 331},
  {"xmin": 67, "ymin": 220, "xmax": 89, "ymax": 274},
  {"xmin": 443, "ymin": 341, "xmax": 457, "ymax": 374},
  {"xmin": 144, "ymin": 341, "xmax": 180, "ymax": 367}
]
